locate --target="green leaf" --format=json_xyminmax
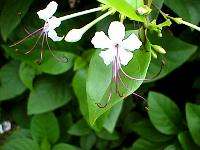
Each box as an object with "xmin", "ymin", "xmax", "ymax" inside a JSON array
[
  {"xmin": 97, "ymin": 0, "xmax": 145, "ymax": 22},
  {"xmin": 97, "ymin": 129, "xmax": 119, "ymax": 141},
  {"xmin": 72, "ymin": 69, "xmax": 89, "ymax": 119},
  {"xmin": 164, "ymin": 143, "xmax": 182, "ymax": 150},
  {"xmin": 164, "ymin": 0, "xmax": 200, "ymax": 24},
  {"xmin": 0, "ymin": 0, "xmax": 33, "ymax": 41},
  {"xmin": 0, "ymin": 61, "xmax": 26, "ymax": 101},
  {"xmin": 150, "ymin": 0, "xmax": 164, "ymax": 20},
  {"xmin": 30, "ymin": 112, "xmax": 60, "ymax": 144},
  {"xmin": 132, "ymin": 119, "xmax": 173, "ymax": 142},
  {"xmin": 7, "ymin": 129, "xmax": 31, "ymax": 141},
  {"xmin": 80, "ymin": 132, "xmax": 96, "ymax": 150},
  {"xmin": 19, "ymin": 62, "xmax": 36, "ymax": 90},
  {"xmin": 52, "ymin": 143, "xmax": 81, "ymax": 150},
  {"xmin": 68, "ymin": 119, "xmax": 91, "ymax": 136},
  {"xmin": 1, "ymin": 138, "xmax": 40, "ymax": 150},
  {"xmin": 74, "ymin": 57, "xmax": 87, "ymax": 71},
  {"xmin": 41, "ymin": 138, "xmax": 51, "ymax": 150},
  {"xmin": 130, "ymin": 138, "xmax": 168, "ymax": 150},
  {"xmin": 178, "ymin": 131, "xmax": 200, "ymax": 150},
  {"xmin": 2, "ymin": 45, "xmax": 76, "ymax": 75},
  {"xmin": 186, "ymin": 103, "xmax": 200, "ymax": 146},
  {"xmin": 148, "ymin": 91, "xmax": 183, "ymax": 135},
  {"xmin": 87, "ymin": 50, "xmax": 151, "ymax": 125},
  {"xmin": 164, "ymin": 0, "xmax": 191, "ymax": 22},
  {"xmin": 147, "ymin": 32, "xmax": 197, "ymax": 81},
  {"xmin": 103, "ymin": 101, "xmax": 123, "ymax": 133},
  {"xmin": 28, "ymin": 76, "xmax": 72, "ymax": 114}
]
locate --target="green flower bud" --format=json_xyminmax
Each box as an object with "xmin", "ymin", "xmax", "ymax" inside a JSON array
[
  {"xmin": 152, "ymin": 45, "xmax": 166, "ymax": 54},
  {"xmin": 136, "ymin": 5, "xmax": 152, "ymax": 15},
  {"xmin": 151, "ymin": 49, "xmax": 158, "ymax": 59}
]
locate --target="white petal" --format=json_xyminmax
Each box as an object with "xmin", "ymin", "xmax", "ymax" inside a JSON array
[
  {"xmin": 48, "ymin": 30, "xmax": 63, "ymax": 41},
  {"xmin": 122, "ymin": 33, "xmax": 142, "ymax": 51},
  {"xmin": 119, "ymin": 48, "xmax": 133, "ymax": 66},
  {"xmin": 99, "ymin": 48, "xmax": 115, "ymax": 66},
  {"xmin": 0, "ymin": 125, "xmax": 3, "ymax": 134},
  {"xmin": 48, "ymin": 16, "xmax": 61, "ymax": 30},
  {"xmin": 108, "ymin": 21, "xmax": 125, "ymax": 43},
  {"xmin": 37, "ymin": 1, "xmax": 58, "ymax": 21},
  {"xmin": 91, "ymin": 31, "xmax": 112, "ymax": 49}
]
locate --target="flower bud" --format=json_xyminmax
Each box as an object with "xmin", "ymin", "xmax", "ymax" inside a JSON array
[
  {"xmin": 152, "ymin": 45, "xmax": 166, "ymax": 54},
  {"xmin": 150, "ymin": 49, "xmax": 157, "ymax": 59},
  {"xmin": 136, "ymin": 5, "xmax": 152, "ymax": 15},
  {"xmin": 65, "ymin": 29, "xmax": 84, "ymax": 42}
]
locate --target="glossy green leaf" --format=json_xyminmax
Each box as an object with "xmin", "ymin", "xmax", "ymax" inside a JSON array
[
  {"xmin": 186, "ymin": 103, "xmax": 200, "ymax": 146},
  {"xmin": 178, "ymin": 131, "xmax": 200, "ymax": 150},
  {"xmin": 164, "ymin": 0, "xmax": 200, "ymax": 24},
  {"xmin": 0, "ymin": 0, "xmax": 33, "ymax": 41},
  {"xmin": 2, "ymin": 46, "xmax": 76, "ymax": 75},
  {"xmin": 132, "ymin": 119, "xmax": 173, "ymax": 142},
  {"xmin": 80, "ymin": 132, "xmax": 96, "ymax": 150},
  {"xmin": 68, "ymin": 119, "xmax": 91, "ymax": 136},
  {"xmin": 74, "ymin": 57, "xmax": 87, "ymax": 71},
  {"xmin": 0, "ymin": 61, "xmax": 26, "ymax": 101},
  {"xmin": 28, "ymin": 76, "xmax": 72, "ymax": 114},
  {"xmin": 147, "ymin": 32, "xmax": 197, "ymax": 81},
  {"xmin": 98, "ymin": 0, "xmax": 144, "ymax": 22},
  {"xmin": 19, "ymin": 62, "xmax": 36, "ymax": 90},
  {"xmin": 148, "ymin": 91, "xmax": 183, "ymax": 135},
  {"xmin": 87, "ymin": 50, "xmax": 151, "ymax": 125},
  {"xmin": 150, "ymin": 0, "xmax": 164, "ymax": 20},
  {"xmin": 1, "ymin": 138, "xmax": 40, "ymax": 150},
  {"xmin": 7, "ymin": 129, "xmax": 31, "ymax": 141},
  {"xmin": 97, "ymin": 129, "xmax": 119, "ymax": 141},
  {"xmin": 52, "ymin": 143, "xmax": 81, "ymax": 150},
  {"xmin": 40, "ymin": 138, "xmax": 51, "ymax": 150},
  {"xmin": 72, "ymin": 69, "xmax": 89, "ymax": 119},
  {"xmin": 31, "ymin": 112, "xmax": 60, "ymax": 144},
  {"xmin": 164, "ymin": 143, "xmax": 182, "ymax": 150},
  {"xmin": 103, "ymin": 101, "xmax": 123, "ymax": 133},
  {"xmin": 130, "ymin": 138, "xmax": 168, "ymax": 150}
]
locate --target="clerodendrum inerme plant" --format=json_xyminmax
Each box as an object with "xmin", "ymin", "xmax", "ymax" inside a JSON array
[{"xmin": 10, "ymin": 1, "xmax": 200, "ymax": 108}]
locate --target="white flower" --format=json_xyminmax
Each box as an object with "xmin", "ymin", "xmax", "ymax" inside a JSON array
[
  {"xmin": 91, "ymin": 21, "xmax": 142, "ymax": 66},
  {"xmin": 37, "ymin": 1, "xmax": 63, "ymax": 41}
]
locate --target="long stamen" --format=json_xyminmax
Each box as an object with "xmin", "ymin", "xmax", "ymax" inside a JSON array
[
  {"xmin": 9, "ymin": 27, "xmax": 43, "ymax": 47},
  {"xmin": 117, "ymin": 70, "xmax": 149, "ymax": 111},
  {"xmin": 45, "ymin": 34, "xmax": 68, "ymax": 63},
  {"xmin": 118, "ymin": 60, "xmax": 164, "ymax": 81},
  {"xmin": 37, "ymin": 34, "xmax": 45, "ymax": 65},
  {"xmin": 96, "ymin": 61, "xmax": 115, "ymax": 108},
  {"xmin": 25, "ymin": 32, "xmax": 43, "ymax": 55},
  {"xmin": 115, "ymin": 45, "xmax": 123, "ymax": 97}
]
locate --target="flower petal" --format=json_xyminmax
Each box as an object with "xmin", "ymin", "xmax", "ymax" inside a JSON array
[
  {"xmin": 108, "ymin": 21, "xmax": 125, "ymax": 44},
  {"xmin": 91, "ymin": 31, "xmax": 111, "ymax": 49},
  {"xmin": 99, "ymin": 48, "xmax": 115, "ymax": 66},
  {"xmin": 37, "ymin": 1, "xmax": 58, "ymax": 21},
  {"xmin": 48, "ymin": 30, "xmax": 63, "ymax": 41},
  {"xmin": 48, "ymin": 16, "xmax": 61, "ymax": 30},
  {"xmin": 119, "ymin": 48, "xmax": 133, "ymax": 66},
  {"xmin": 122, "ymin": 33, "xmax": 142, "ymax": 51}
]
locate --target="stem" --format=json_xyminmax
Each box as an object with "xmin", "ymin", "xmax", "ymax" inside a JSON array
[
  {"xmin": 58, "ymin": 7, "xmax": 102, "ymax": 22},
  {"xmin": 181, "ymin": 20, "xmax": 200, "ymax": 32}
]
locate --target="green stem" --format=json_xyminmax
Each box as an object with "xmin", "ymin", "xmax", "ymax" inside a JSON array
[{"xmin": 181, "ymin": 20, "xmax": 200, "ymax": 32}]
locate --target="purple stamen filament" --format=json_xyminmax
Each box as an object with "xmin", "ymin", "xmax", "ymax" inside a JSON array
[{"xmin": 9, "ymin": 25, "xmax": 68, "ymax": 64}]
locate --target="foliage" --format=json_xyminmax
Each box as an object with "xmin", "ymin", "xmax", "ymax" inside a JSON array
[{"xmin": 0, "ymin": 0, "xmax": 200, "ymax": 149}]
